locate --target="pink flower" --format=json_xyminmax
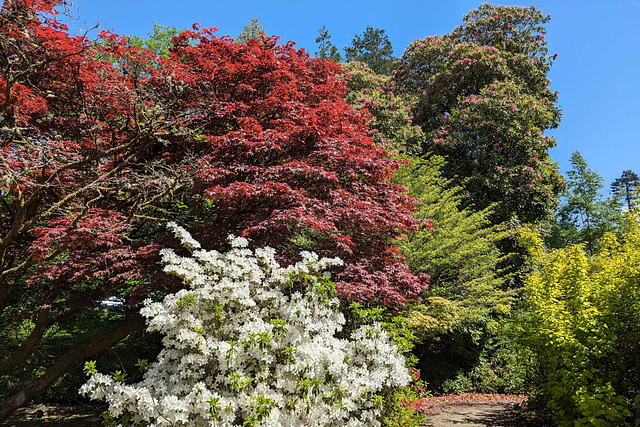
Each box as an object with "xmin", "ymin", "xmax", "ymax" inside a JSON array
[{"xmin": 531, "ymin": 157, "xmax": 539, "ymax": 163}]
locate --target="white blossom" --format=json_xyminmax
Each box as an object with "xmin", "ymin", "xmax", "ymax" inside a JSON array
[{"xmin": 81, "ymin": 224, "xmax": 409, "ymax": 426}]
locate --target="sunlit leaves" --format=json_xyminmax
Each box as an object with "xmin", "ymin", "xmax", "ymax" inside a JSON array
[
  {"xmin": 517, "ymin": 228, "xmax": 640, "ymax": 425},
  {"xmin": 395, "ymin": 5, "xmax": 563, "ymax": 225}
]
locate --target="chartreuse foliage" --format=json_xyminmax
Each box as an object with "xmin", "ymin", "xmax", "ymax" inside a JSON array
[
  {"xmin": 395, "ymin": 155, "xmax": 511, "ymax": 321},
  {"xmin": 517, "ymin": 227, "xmax": 640, "ymax": 425},
  {"xmin": 82, "ymin": 224, "xmax": 412, "ymax": 426},
  {"xmin": 393, "ymin": 155, "xmax": 524, "ymax": 392}
]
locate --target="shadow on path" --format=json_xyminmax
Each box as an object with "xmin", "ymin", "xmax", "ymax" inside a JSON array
[{"xmin": 4, "ymin": 403, "xmax": 104, "ymax": 427}]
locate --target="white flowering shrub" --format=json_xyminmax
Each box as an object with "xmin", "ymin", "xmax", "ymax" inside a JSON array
[{"xmin": 81, "ymin": 222, "xmax": 410, "ymax": 426}]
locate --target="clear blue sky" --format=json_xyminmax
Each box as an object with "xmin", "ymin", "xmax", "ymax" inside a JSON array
[{"xmin": 66, "ymin": 0, "xmax": 640, "ymax": 191}]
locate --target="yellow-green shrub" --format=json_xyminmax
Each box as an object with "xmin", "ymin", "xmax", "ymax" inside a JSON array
[{"xmin": 518, "ymin": 226, "xmax": 640, "ymax": 425}]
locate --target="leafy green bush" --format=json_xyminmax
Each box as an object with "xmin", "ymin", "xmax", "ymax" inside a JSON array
[
  {"xmin": 379, "ymin": 385, "xmax": 427, "ymax": 427},
  {"xmin": 395, "ymin": 155, "xmax": 512, "ymax": 322},
  {"xmin": 517, "ymin": 227, "xmax": 640, "ymax": 425},
  {"xmin": 391, "ymin": 155, "xmax": 526, "ymax": 392}
]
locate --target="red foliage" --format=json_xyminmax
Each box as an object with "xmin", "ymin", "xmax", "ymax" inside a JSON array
[
  {"xmin": 1, "ymin": 0, "xmax": 426, "ymax": 321},
  {"xmin": 0, "ymin": 0, "xmax": 430, "ymax": 416}
]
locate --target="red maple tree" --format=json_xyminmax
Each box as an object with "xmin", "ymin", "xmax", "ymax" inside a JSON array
[{"xmin": 0, "ymin": 0, "xmax": 427, "ymax": 418}]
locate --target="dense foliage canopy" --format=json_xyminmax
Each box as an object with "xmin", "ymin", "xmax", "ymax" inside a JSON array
[
  {"xmin": 396, "ymin": 4, "xmax": 564, "ymax": 225},
  {"xmin": 3, "ymin": 1, "xmax": 636, "ymax": 424},
  {"xmin": 0, "ymin": 0, "xmax": 425, "ymax": 418}
]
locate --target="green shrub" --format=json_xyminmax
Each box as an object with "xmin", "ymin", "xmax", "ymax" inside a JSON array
[{"xmin": 517, "ymin": 227, "xmax": 640, "ymax": 425}]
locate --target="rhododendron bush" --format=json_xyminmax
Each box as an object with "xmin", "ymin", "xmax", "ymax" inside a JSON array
[
  {"xmin": 395, "ymin": 4, "xmax": 564, "ymax": 225},
  {"xmin": 82, "ymin": 224, "xmax": 410, "ymax": 426}
]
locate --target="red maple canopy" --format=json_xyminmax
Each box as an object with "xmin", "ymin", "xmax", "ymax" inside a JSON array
[{"xmin": 0, "ymin": 0, "xmax": 429, "ymax": 418}]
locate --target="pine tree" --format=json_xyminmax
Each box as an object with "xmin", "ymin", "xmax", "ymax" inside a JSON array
[
  {"xmin": 236, "ymin": 17, "xmax": 265, "ymax": 43},
  {"xmin": 344, "ymin": 26, "xmax": 396, "ymax": 75},
  {"xmin": 315, "ymin": 25, "xmax": 342, "ymax": 62},
  {"xmin": 611, "ymin": 169, "xmax": 639, "ymax": 212}
]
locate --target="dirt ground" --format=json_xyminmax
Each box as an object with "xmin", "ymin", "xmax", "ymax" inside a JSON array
[
  {"xmin": 420, "ymin": 393, "xmax": 550, "ymax": 426},
  {"xmin": 3, "ymin": 394, "xmax": 548, "ymax": 426},
  {"xmin": 3, "ymin": 403, "xmax": 105, "ymax": 427}
]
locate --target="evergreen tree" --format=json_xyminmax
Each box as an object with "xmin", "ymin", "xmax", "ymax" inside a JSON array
[
  {"xmin": 236, "ymin": 17, "xmax": 264, "ymax": 43},
  {"xmin": 395, "ymin": 155, "xmax": 516, "ymax": 391},
  {"xmin": 547, "ymin": 152, "xmax": 627, "ymax": 252},
  {"xmin": 344, "ymin": 26, "xmax": 396, "ymax": 75},
  {"xmin": 396, "ymin": 156, "xmax": 511, "ymax": 315},
  {"xmin": 611, "ymin": 169, "xmax": 639, "ymax": 212},
  {"xmin": 315, "ymin": 25, "xmax": 342, "ymax": 62}
]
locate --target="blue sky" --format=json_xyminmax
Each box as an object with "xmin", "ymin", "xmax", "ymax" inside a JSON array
[{"xmin": 66, "ymin": 0, "xmax": 640, "ymax": 192}]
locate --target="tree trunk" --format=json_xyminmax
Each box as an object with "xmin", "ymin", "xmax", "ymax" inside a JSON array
[
  {"xmin": 0, "ymin": 285, "xmax": 62, "ymax": 376},
  {"xmin": 0, "ymin": 307, "xmax": 51, "ymax": 376},
  {"xmin": 0, "ymin": 314, "xmax": 144, "ymax": 422}
]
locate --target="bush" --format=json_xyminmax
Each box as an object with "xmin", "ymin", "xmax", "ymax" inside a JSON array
[
  {"xmin": 81, "ymin": 223, "xmax": 411, "ymax": 426},
  {"xmin": 517, "ymin": 227, "xmax": 640, "ymax": 425}
]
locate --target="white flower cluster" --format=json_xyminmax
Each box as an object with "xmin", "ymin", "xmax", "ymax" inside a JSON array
[{"xmin": 81, "ymin": 224, "xmax": 410, "ymax": 426}]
